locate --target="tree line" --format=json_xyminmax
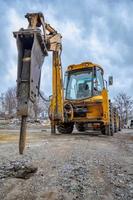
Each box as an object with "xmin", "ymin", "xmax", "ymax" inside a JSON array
[
  {"xmin": 0, "ymin": 87, "xmax": 49, "ymax": 120},
  {"xmin": 114, "ymin": 93, "xmax": 133, "ymax": 126},
  {"xmin": 0, "ymin": 87, "xmax": 133, "ymax": 126}
]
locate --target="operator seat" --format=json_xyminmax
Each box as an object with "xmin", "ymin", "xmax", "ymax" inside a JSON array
[{"xmin": 77, "ymin": 83, "xmax": 90, "ymax": 99}]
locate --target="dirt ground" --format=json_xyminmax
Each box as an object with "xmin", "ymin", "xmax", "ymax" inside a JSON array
[{"xmin": 0, "ymin": 127, "xmax": 133, "ymax": 200}]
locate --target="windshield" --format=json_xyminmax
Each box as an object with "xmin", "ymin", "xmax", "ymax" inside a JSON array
[{"xmin": 65, "ymin": 69, "xmax": 93, "ymax": 100}]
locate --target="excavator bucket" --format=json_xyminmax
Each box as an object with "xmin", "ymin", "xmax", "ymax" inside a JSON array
[{"xmin": 14, "ymin": 28, "xmax": 47, "ymax": 154}]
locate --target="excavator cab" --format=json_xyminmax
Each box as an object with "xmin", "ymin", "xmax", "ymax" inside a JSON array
[{"xmin": 64, "ymin": 63, "xmax": 104, "ymax": 100}]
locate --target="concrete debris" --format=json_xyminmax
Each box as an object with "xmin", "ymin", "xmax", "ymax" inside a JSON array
[{"xmin": 0, "ymin": 161, "xmax": 37, "ymax": 180}]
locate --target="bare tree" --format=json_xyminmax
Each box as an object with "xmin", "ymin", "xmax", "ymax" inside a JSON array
[
  {"xmin": 0, "ymin": 93, "xmax": 5, "ymax": 116},
  {"xmin": 33, "ymin": 97, "xmax": 42, "ymax": 121},
  {"xmin": 4, "ymin": 87, "xmax": 49, "ymax": 120},
  {"xmin": 114, "ymin": 93, "xmax": 133, "ymax": 126},
  {"xmin": 33, "ymin": 91, "xmax": 49, "ymax": 120},
  {"xmin": 4, "ymin": 87, "xmax": 17, "ymax": 118}
]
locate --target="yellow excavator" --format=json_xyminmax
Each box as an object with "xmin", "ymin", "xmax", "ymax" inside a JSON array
[{"xmin": 13, "ymin": 12, "xmax": 120, "ymax": 154}]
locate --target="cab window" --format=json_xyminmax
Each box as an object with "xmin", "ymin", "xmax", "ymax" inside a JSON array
[
  {"xmin": 93, "ymin": 67, "xmax": 104, "ymax": 95},
  {"xmin": 66, "ymin": 69, "xmax": 93, "ymax": 100}
]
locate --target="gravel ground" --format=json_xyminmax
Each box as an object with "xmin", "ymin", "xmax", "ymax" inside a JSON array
[{"xmin": 0, "ymin": 128, "xmax": 133, "ymax": 200}]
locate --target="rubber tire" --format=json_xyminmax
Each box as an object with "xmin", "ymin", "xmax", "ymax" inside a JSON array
[
  {"xmin": 101, "ymin": 124, "xmax": 106, "ymax": 135},
  {"xmin": 109, "ymin": 101, "xmax": 114, "ymax": 136},
  {"xmin": 57, "ymin": 122, "xmax": 74, "ymax": 134},
  {"xmin": 101, "ymin": 125, "xmax": 111, "ymax": 136},
  {"xmin": 118, "ymin": 117, "xmax": 121, "ymax": 131},
  {"xmin": 110, "ymin": 126, "xmax": 114, "ymax": 136},
  {"xmin": 75, "ymin": 123, "xmax": 86, "ymax": 132}
]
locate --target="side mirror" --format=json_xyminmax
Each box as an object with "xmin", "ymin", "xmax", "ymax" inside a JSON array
[{"xmin": 108, "ymin": 76, "xmax": 113, "ymax": 86}]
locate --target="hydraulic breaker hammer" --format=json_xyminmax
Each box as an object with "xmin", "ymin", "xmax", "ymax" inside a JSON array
[
  {"xmin": 13, "ymin": 13, "xmax": 64, "ymax": 154},
  {"xmin": 13, "ymin": 13, "xmax": 48, "ymax": 154}
]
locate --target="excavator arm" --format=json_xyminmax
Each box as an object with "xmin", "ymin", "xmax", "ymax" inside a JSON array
[{"xmin": 13, "ymin": 13, "xmax": 64, "ymax": 154}]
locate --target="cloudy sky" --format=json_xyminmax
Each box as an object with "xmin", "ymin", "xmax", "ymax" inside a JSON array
[{"xmin": 0, "ymin": 0, "xmax": 133, "ymax": 98}]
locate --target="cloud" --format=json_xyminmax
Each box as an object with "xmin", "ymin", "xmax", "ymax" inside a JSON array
[
  {"xmin": 0, "ymin": 0, "xmax": 133, "ymax": 99},
  {"xmin": 0, "ymin": 6, "xmax": 27, "ymax": 92}
]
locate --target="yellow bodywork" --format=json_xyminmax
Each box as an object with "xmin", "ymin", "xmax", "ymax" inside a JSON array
[
  {"xmin": 50, "ymin": 52, "xmax": 64, "ymax": 122},
  {"xmin": 67, "ymin": 61, "xmax": 103, "ymax": 72},
  {"xmin": 62, "ymin": 62, "xmax": 110, "ymax": 126}
]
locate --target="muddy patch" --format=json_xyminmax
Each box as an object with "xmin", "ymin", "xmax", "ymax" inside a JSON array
[{"xmin": 0, "ymin": 161, "xmax": 37, "ymax": 180}]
